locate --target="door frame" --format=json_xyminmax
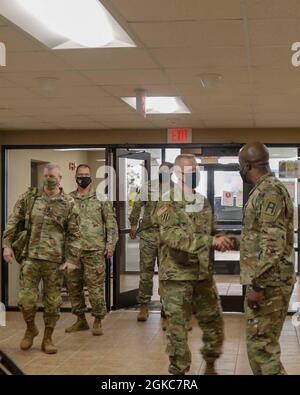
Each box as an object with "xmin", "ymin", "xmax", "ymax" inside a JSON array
[
  {"xmin": 112, "ymin": 148, "xmax": 151, "ymax": 309},
  {"xmin": 202, "ymin": 163, "xmax": 246, "ymax": 312}
]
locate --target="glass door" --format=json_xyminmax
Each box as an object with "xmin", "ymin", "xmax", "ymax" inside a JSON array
[
  {"xmin": 204, "ymin": 163, "xmax": 249, "ymax": 312},
  {"xmin": 113, "ymin": 149, "xmax": 151, "ymax": 309}
]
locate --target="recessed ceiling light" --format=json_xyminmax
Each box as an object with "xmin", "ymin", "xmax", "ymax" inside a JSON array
[
  {"xmin": 121, "ymin": 97, "xmax": 191, "ymax": 114},
  {"xmin": 0, "ymin": 0, "xmax": 136, "ymax": 49}
]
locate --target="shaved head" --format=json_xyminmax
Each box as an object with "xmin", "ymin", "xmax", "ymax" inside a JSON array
[
  {"xmin": 239, "ymin": 142, "xmax": 269, "ymax": 167},
  {"xmin": 239, "ymin": 142, "xmax": 271, "ymax": 184}
]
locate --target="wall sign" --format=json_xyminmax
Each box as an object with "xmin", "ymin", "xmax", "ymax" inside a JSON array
[
  {"xmin": 167, "ymin": 128, "xmax": 192, "ymax": 144},
  {"xmin": 222, "ymin": 191, "xmax": 234, "ymax": 207}
]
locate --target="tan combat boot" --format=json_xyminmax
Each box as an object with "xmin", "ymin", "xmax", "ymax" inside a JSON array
[
  {"xmin": 137, "ymin": 304, "xmax": 149, "ymax": 322},
  {"xmin": 41, "ymin": 327, "xmax": 57, "ymax": 354},
  {"xmin": 92, "ymin": 318, "xmax": 103, "ymax": 336},
  {"xmin": 20, "ymin": 321, "xmax": 39, "ymax": 351},
  {"xmin": 65, "ymin": 314, "xmax": 89, "ymax": 333},
  {"xmin": 204, "ymin": 361, "xmax": 218, "ymax": 375}
]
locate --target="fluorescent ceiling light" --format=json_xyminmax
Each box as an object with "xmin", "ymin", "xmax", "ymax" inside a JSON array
[
  {"xmin": 121, "ymin": 97, "xmax": 191, "ymax": 114},
  {"xmin": 0, "ymin": 0, "xmax": 136, "ymax": 49}
]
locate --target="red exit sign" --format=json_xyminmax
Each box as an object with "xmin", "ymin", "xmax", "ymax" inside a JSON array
[{"xmin": 167, "ymin": 128, "xmax": 192, "ymax": 143}]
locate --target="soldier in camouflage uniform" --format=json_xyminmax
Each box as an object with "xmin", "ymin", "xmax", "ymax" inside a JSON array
[
  {"xmin": 154, "ymin": 154, "xmax": 233, "ymax": 375},
  {"xmin": 236, "ymin": 142, "xmax": 295, "ymax": 375},
  {"xmin": 65, "ymin": 164, "xmax": 118, "ymax": 336},
  {"xmin": 129, "ymin": 162, "xmax": 173, "ymax": 322},
  {"xmin": 2, "ymin": 163, "xmax": 81, "ymax": 354}
]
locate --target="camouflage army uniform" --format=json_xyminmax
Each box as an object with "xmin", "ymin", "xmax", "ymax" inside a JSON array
[
  {"xmin": 240, "ymin": 173, "xmax": 295, "ymax": 375},
  {"xmin": 2, "ymin": 188, "xmax": 81, "ymax": 328},
  {"xmin": 66, "ymin": 188, "xmax": 118, "ymax": 319},
  {"xmin": 129, "ymin": 179, "xmax": 161, "ymax": 305},
  {"xmin": 154, "ymin": 187, "xmax": 224, "ymax": 375}
]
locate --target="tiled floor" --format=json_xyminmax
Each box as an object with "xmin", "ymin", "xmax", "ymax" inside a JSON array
[{"xmin": 1, "ymin": 311, "xmax": 300, "ymax": 375}]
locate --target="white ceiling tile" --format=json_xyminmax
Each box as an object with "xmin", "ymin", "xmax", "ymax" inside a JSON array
[
  {"xmin": 91, "ymin": 113, "xmax": 146, "ymax": 122},
  {"xmin": 150, "ymin": 47, "xmax": 247, "ymax": 68},
  {"xmin": 0, "ymin": 75, "xmax": 17, "ymax": 88},
  {"xmin": 250, "ymin": 20, "xmax": 300, "ymax": 46},
  {"xmin": 203, "ymin": 120, "xmax": 254, "ymax": 128},
  {"xmin": 0, "ymin": 87, "xmax": 40, "ymax": 99},
  {"xmin": 101, "ymin": 119, "xmax": 154, "ymax": 128},
  {"xmin": 1, "ymin": 51, "xmax": 68, "ymax": 72},
  {"xmin": 44, "ymin": 96, "xmax": 124, "ymax": 107},
  {"xmin": 0, "ymin": 16, "xmax": 9, "ymax": 26},
  {"xmin": 110, "ymin": 0, "xmax": 241, "ymax": 21},
  {"xmin": 176, "ymin": 83, "xmax": 251, "ymax": 96},
  {"xmin": 102, "ymin": 84, "xmax": 179, "ymax": 96},
  {"xmin": 1, "ymin": 0, "xmax": 299, "ymax": 130},
  {"xmin": 246, "ymin": 0, "xmax": 300, "ymax": 19},
  {"xmin": 166, "ymin": 68, "xmax": 249, "ymax": 84},
  {"xmin": 251, "ymin": 46, "xmax": 292, "ymax": 67},
  {"xmin": 30, "ymin": 85, "xmax": 109, "ymax": 99},
  {"xmin": 0, "ymin": 26, "xmax": 45, "ymax": 51},
  {"xmin": 130, "ymin": 20, "xmax": 244, "ymax": 48},
  {"xmin": 3, "ymin": 70, "xmax": 91, "ymax": 88},
  {"xmin": 185, "ymin": 94, "xmax": 252, "ymax": 107},
  {"xmin": 82, "ymin": 69, "xmax": 169, "ymax": 85},
  {"xmin": 53, "ymin": 121, "xmax": 107, "ymax": 130},
  {"xmin": 55, "ymin": 48, "xmax": 157, "ymax": 70},
  {"xmin": 201, "ymin": 113, "xmax": 253, "ymax": 121}
]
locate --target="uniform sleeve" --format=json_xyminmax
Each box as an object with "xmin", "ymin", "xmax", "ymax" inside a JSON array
[
  {"xmin": 253, "ymin": 190, "xmax": 287, "ymax": 289},
  {"xmin": 2, "ymin": 192, "xmax": 27, "ymax": 248},
  {"xmin": 65, "ymin": 202, "xmax": 81, "ymax": 266},
  {"xmin": 102, "ymin": 201, "xmax": 119, "ymax": 252},
  {"xmin": 129, "ymin": 199, "xmax": 144, "ymax": 227},
  {"xmin": 206, "ymin": 199, "xmax": 217, "ymax": 235},
  {"xmin": 154, "ymin": 201, "xmax": 213, "ymax": 255}
]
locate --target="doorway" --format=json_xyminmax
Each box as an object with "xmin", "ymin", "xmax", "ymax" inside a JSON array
[{"xmin": 111, "ymin": 147, "xmax": 247, "ymax": 312}]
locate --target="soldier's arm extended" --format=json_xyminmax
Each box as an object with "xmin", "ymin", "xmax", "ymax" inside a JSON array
[
  {"xmin": 102, "ymin": 201, "xmax": 119, "ymax": 252},
  {"xmin": 253, "ymin": 190, "xmax": 287, "ymax": 289},
  {"xmin": 154, "ymin": 202, "xmax": 213, "ymax": 255},
  {"xmin": 64, "ymin": 202, "xmax": 81, "ymax": 266},
  {"xmin": 129, "ymin": 192, "xmax": 144, "ymax": 227},
  {"xmin": 2, "ymin": 192, "xmax": 27, "ymax": 248}
]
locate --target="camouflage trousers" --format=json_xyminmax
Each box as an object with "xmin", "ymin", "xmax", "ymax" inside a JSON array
[
  {"xmin": 245, "ymin": 284, "xmax": 294, "ymax": 375},
  {"xmin": 160, "ymin": 278, "xmax": 224, "ymax": 374},
  {"xmin": 18, "ymin": 258, "xmax": 63, "ymax": 328},
  {"xmin": 137, "ymin": 230, "xmax": 159, "ymax": 305},
  {"xmin": 65, "ymin": 250, "xmax": 106, "ymax": 319}
]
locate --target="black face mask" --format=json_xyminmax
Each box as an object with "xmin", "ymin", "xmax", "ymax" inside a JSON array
[
  {"xmin": 185, "ymin": 171, "xmax": 199, "ymax": 189},
  {"xmin": 76, "ymin": 176, "xmax": 92, "ymax": 189},
  {"xmin": 239, "ymin": 164, "xmax": 251, "ymax": 184}
]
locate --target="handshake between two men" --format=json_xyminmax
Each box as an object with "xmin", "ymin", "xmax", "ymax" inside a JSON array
[{"xmin": 211, "ymin": 233, "xmax": 238, "ymax": 253}]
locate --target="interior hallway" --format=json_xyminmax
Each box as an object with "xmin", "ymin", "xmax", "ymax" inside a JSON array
[{"xmin": 1, "ymin": 311, "xmax": 300, "ymax": 375}]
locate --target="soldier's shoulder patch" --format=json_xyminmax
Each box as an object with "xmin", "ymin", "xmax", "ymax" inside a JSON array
[
  {"xmin": 157, "ymin": 204, "xmax": 169, "ymax": 217},
  {"xmin": 156, "ymin": 204, "xmax": 172, "ymax": 222},
  {"xmin": 261, "ymin": 192, "xmax": 283, "ymax": 220}
]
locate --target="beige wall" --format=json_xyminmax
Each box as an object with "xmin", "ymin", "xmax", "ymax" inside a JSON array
[
  {"xmin": 87, "ymin": 150, "xmax": 106, "ymax": 190},
  {"xmin": 1, "ymin": 128, "xmax": 300, "ymax": 145},
  {"xmin": 7, "ymin": 149, "xmax": 88, "ymax": 212},
  {"xmin": 6, "ymin": 149, "xmax": 88, "ymax": 305}
]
